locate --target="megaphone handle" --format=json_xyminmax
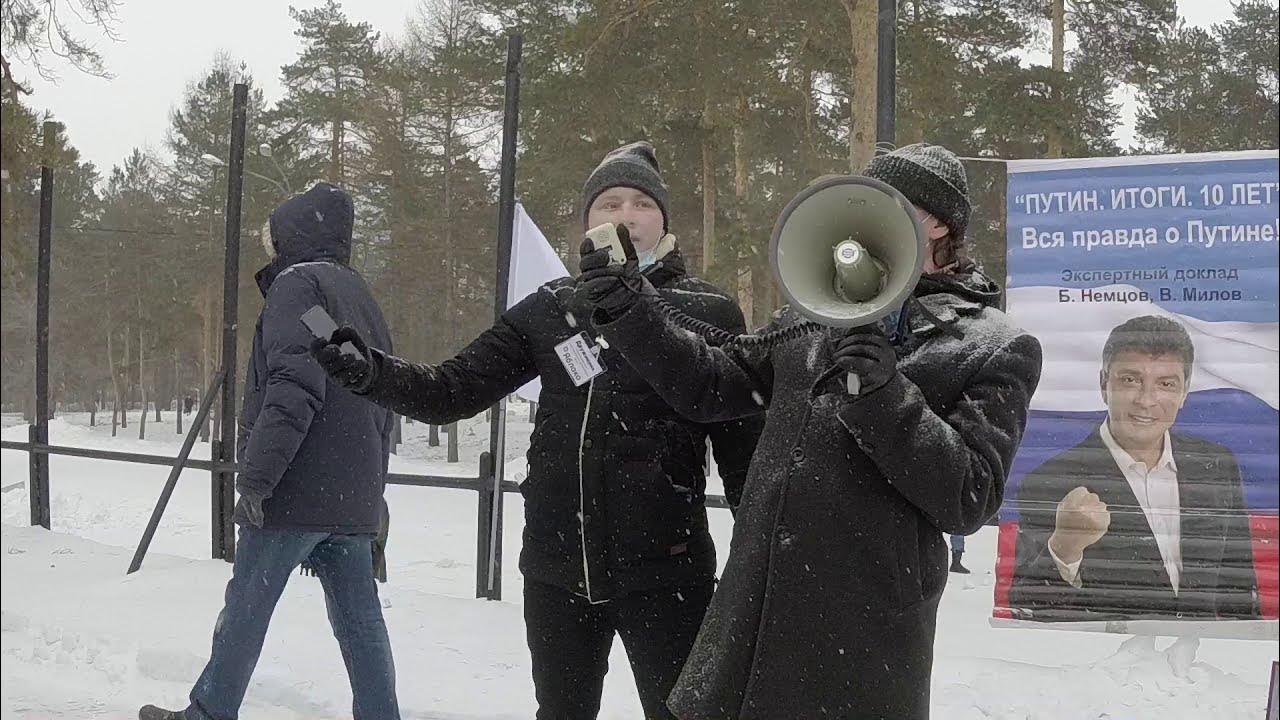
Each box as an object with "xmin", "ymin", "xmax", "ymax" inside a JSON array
[{"xmin": 846, "ymin": 372, "xmax": 862, "ymax": 397}]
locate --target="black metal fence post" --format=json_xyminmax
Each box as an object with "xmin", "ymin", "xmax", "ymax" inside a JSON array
[
  {"xmin": 212, "ymin": 82, "xmax": 248, "ymax": 562},
  {"xmin": 28, "ymin": 425, "xmax": 49, "ymax": 528},
  {"xmin": 29, "ymin": 120, "xmax": 56, "ymax": 530},
  {"xmin": 476, "ymin": 33, "xmax": 522, "ymax": 601},
  {"xmin": 876, "ymin": 0, "xmax": 897, "ymax": 148},
  {"xmin": 475, "ymin": 451, "xmax": 495, "ymax": 598}
]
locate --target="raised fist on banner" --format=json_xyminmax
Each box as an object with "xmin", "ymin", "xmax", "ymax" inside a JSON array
[{"xmin": 1049, "ymin": 485, "xmax": 1112, "ymax": 564}]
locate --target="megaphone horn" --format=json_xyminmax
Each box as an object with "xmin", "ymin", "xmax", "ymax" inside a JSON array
[{"xmin": 769, "ymin": 175, "xmax": 925, "ymax": 329}]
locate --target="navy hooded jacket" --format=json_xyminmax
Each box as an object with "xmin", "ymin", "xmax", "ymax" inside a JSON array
[{"xmin": 236, "ymin": 183, "xmax": 394, "ymax": 534}]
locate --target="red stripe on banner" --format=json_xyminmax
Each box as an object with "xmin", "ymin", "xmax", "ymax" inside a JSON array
[
  {"xmin": 993, "ymin": 521, "xmax": 1019, "ymax": 620},
  {"xmin": 1250, "ymin": 514, "xmax": 1279, "ymax": 620}
]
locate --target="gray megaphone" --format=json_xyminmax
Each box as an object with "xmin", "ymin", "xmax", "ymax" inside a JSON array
[{"xmin": 769, "ymin": 175, "xmax": 925, "ymax": 394}]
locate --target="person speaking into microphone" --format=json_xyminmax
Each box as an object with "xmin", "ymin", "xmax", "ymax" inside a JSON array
[{"xmin": 577, "ymin": 143, "xmax": 1043, "ymax": 720}]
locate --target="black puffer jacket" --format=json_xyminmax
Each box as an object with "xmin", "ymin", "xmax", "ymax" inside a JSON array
[
  {"xmin": 360, "ymin": 248, "xmax": 763, "ymax": 601},
  {"xmin": 598, "ymin": 272, "xmax": 1043, "ymax": 719},
  {"xmin": 238, "ymin": 183, "xmax": 395, "ymax": 534}
]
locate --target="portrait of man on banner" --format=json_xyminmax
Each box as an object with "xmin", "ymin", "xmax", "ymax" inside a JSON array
[{"xmin": 1010, "ymin": 315, "xmax": 1260, "ymax": 621}]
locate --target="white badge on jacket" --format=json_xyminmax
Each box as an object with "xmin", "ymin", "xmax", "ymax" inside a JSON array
[{"xmin": 554, "ymin": 332, "xmax": 605, "ymax": 386}]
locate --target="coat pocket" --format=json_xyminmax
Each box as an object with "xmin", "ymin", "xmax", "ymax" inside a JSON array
[
  {"xmin": 607, "ymin": 436, "xmax": 691, "ymax": 560},
  {"xmin": 519, "ymin": 446, "xmax": 574, "ymax": 551}
]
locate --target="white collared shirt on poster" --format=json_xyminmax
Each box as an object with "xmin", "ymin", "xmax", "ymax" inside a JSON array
[{"xmin": 1050, "ymin": 422, "xmax": 1183, "ymax": 594}]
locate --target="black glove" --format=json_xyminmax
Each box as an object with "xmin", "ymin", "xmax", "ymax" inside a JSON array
[
  {"xmin": 234, "ymin": 492, "xmax": 266, "ymax": 528},
  {"xmin": 832, "ymin": 331, "xmax": 898, "ymax": 397},
  {"xmin": 576, "ymin": 225, "xmax": 656, "ymax": 320},
  {"xmin": 310, "ymin": 325, "xmax": 377, "ymax": 392}
]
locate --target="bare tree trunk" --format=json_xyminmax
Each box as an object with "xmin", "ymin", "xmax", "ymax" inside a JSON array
[
  {"xmin": 120, "ymin": 329, "xmax": 130, "ymax": 429},
  {"xmin": 1047, "ymin": 0, "xmax": 1066, "ymax": 158},
  {"xmin": 331, "ymin": 63, "xmax": 345, "ymax": 183},
  {"xmin": 843, "ymin": 0, "xmax": 879, "ymax": 172},
  {"xmin": 107, "ymin": 330, "xmax": 120, "ymax": 438},
  {"xmin": 138, "ymin": 386, "xmax": 147, "ymax": 439},
  {"xmin": 429, "ymin": 423, "xmax": 440, "ymax": 447},
  {"xmin": 802, "ymin": 63, "xmax": 816, "ymax": 177},
  {"xmin": 447, "ymin": 421, "xmax": 459, "ymax": 463},
  {"xmin": 443, "ymin": 257, "xmax": 457, "ymax": 353},
  {"xmin": 733, "ymin": 96, "xmax": 754, "ymax": 323},
  {"xmin": 175, "ymin": 346, "xmax": 183, "ymax": 435},
  {"xmin": 701, "ymin": 137, "xmax": 717, "ymax": 275},
  {"xmin": 443, "ymin": 106, "xmax": 456, "ymax": 350},
  {"xmin": 200, "ymin": 285, "xmax": 212, "ymax": 442},
  {"xmin": 701, "ymin": 97, "xmax": 718, "ymax": 276},
  {"xmin": 138, "ymin": 322, "xmax": 147, "ymax": 440},
  {"xmin": 438, "ymin": 31, "xmax": 466, "ymax": 351}
]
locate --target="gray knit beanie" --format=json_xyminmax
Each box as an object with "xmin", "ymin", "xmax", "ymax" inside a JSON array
[
  {"xmin": 864, "ymin": 143, "xmax": 971, "ymax": 241},
  {"xmin": 581, "ymin": 141, "xmax": 670, "ymax": 233}
]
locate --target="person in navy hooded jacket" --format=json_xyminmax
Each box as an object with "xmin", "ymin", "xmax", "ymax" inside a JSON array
[{"xmin": 140, "ymin": 183, "xmax": 400, "ymax": 720}]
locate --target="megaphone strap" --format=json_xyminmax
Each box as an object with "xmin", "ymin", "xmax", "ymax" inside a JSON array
[{"xmin": 908, "ymin": 297, "xmax": 964, "ymax": 340}]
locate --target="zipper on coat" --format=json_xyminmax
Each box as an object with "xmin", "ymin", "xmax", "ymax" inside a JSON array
[{"xmin": 577, "ymin": 376, "xmax": 601, "ymax": 603}]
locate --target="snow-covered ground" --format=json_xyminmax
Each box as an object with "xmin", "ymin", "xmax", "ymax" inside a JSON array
[{"xmin": 2, "ymin": 408, "xmax": 1276, "ymax": 719}]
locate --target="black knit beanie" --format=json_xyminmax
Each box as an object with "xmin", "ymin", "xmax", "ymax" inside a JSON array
[
  {"xmin": 581, "ymin": 141, "xmax": 670, "ymax": 233},
  {"xmin": 864, "ymin": 143, "xmax": 971, "ymax": 241}
]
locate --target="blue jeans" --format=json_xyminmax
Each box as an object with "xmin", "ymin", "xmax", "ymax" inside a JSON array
[
  {"xmin": 186, "ymin": 526, "xmax": 399, "ymax": 720},
  {"xmin": 950, "ymin": 534, "xmax": 965, "ymax": 553}
]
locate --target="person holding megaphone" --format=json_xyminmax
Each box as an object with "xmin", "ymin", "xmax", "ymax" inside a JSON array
[{"xmin": 576, "ymin": 143, "xmax": 1043, "ymax": 720}]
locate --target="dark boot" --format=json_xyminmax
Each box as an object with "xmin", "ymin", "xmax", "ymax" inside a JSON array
[
  {"xmin": 950, "ymin": 550, "xmax": 970, "ymax": 574},
  {"xmin": 138, "ymin": 705, "xmax": 186, "ymax": 720}
]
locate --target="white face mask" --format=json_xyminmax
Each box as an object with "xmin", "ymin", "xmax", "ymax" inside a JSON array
[{"xmin": 637, "ymin": 248, "xmax": 658, "ymax": 269}]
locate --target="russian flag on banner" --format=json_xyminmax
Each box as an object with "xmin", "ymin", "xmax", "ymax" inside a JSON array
[
  {"xmin": 506, "ymin": 203, "xmax": 569, "ymax": 403},
  {"xmin": 994, "ymin": 151, "xmax": 1279, "ymax": 634}
]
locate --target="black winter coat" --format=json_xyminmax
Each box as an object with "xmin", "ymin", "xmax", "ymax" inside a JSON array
[
  {"xmin": 597, "ymin": 273, "xmax": 1043, "ymax": 720},
  {"xmin": 360, "ymin": 249, "xmax": 764, "ymax": 601},
  {"xmin": 238, "ymin": 184, "xmax": 395, "ymax": 534}
]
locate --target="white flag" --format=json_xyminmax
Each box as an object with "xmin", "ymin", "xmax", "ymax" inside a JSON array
[{"xmin": 508, "ymin": 203, "xmax": 569, "ymax": 402}]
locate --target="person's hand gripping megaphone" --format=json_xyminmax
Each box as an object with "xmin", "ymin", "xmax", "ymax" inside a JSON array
[
  {"xmin": 832, "ymin": 328, "xmax": 898, "ymax": 397},
  {"xmin": 577, "ymin": 223, "xmax": 657, "ymax": 320}
]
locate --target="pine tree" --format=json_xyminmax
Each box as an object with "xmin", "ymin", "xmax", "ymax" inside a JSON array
[
  {"xmin": 1036, "ymin": 0, "xmax": 1175, "ymax": 156},
  {"xmin": 278, "ymin": 0, "xmax": 381, "ymax": 186},
  {"xmin": 1137, "ymin": 1, "xmax": 1278, "ymax": 152}
]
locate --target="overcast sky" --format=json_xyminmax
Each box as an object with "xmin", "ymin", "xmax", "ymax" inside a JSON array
[{"xmin": 12, "ymin": 0, "xmax": 1242, "ymax": 174}]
